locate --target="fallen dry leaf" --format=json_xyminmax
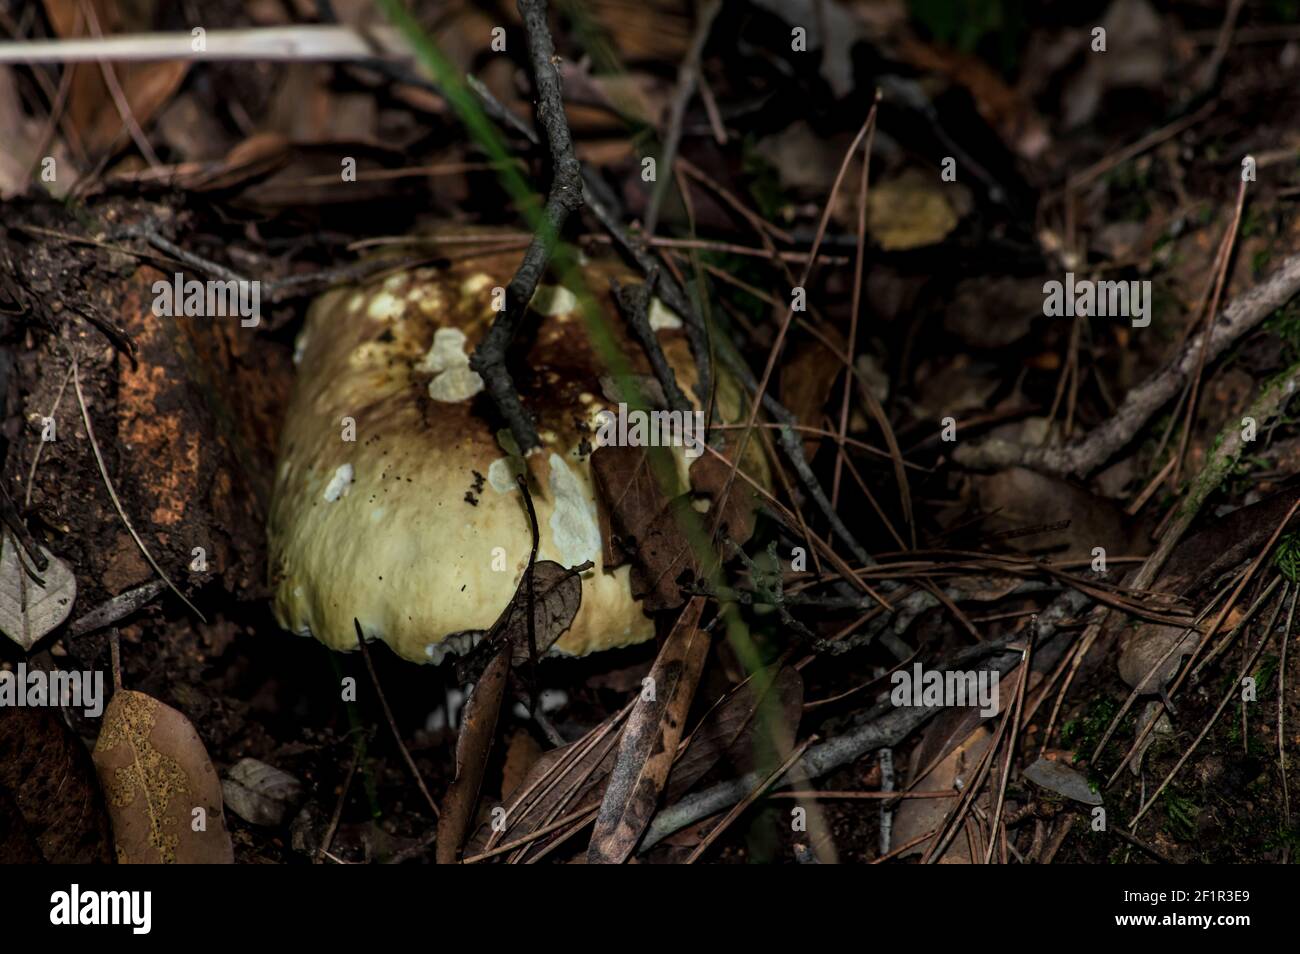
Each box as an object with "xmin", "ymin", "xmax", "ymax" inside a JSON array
[
  {"xmin": 500, "ymin": 729, "xmax": 544, "ymax": 798},
  {"xmin": 42, "ymin": 0, "xmax": 188, "ymax": 158},
  {"xmin": 1023, "ymin": 757, "xmax": 1102, "ymax": 806},
  {"xmin": 892, "ymin": 724, "xmax": 992, "ymax": 864},
  {"xmin": 456, "ymin": 560, "xmax": 586, "ymax": 684},
  {"xmin": 591, "ymin": 443, "xmax": 679, "ymax": 568},
  {"xmin": 591, "ymin": 441, "xmax": 754, "ymax": 612},
  {"xmin": 0, "ymin": 533, "xmax": 77, "ymax": 652},
  {"xmin": 467, "ymin": 711, "xmax": 622, "ymax": 860},
  {"xmin": 183, "ymin": 133, "xmax": 292, "ymax": 193},
  {"xmin": 689, "ymin": 451, "xmax": 759, "ymax": 548},
  {"xmin": 1117, "ymin": 486, "xmax": 1300, "ymax": 697},
  {"xmin": 667, "ymin": 663, "xmax": 803, "ymax": 802},
  {"xmin": 629, "ymin": 495, "xmax": 703, "ymax": 611},
  {"xmin": 442, "ymin": 558, "xmax": 587, "ymax": 862},
  {"xmin": 592, "ymin": 444, "xmax": 701, "ymax": 610},
  {"xmin": 780, "ymin": 330, "xmax": 847, "ymax": 457},
  {"xmin": 0, "ymin": 66, "xmax": 74, "ymax": 198},
  {"xmin": 867, "ymin": 170, "xmax": 961, "ymax": 251},
  {"xmin": 221, "ymin": 758, "xmax": 303, "ymax": 828},
  {"xmin": 589, "ymin": 597, "xmax": 709, "ymax": 863},
  {"xmin": 92, "ymin": 689, "xmax": 233, "ymax": 864},
  {"xmin": 437, "ymin": 646, "xmax": 510, "ymax": 865},
  {"xmin": 971, "ymin": 467, "xmax": 1153, "ymax": 561}
]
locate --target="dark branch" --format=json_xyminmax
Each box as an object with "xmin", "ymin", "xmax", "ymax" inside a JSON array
[
  {"xmin": 468, "ymin": 0, "xmax": 583, "ymax": 458},
  {"xmin": 611, "ymin": 270, "xmax": 691, "ymax": 415}
]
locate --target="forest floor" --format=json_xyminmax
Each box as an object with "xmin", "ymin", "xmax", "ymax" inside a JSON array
[{"xmin": 4, "ymin": 0, "xmax": 1300, "ymax": 865}]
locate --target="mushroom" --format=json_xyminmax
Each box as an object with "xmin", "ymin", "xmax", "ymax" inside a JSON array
[{"xmin": 268, "ymin": 246, "xmax": 743, "ymax": 664}]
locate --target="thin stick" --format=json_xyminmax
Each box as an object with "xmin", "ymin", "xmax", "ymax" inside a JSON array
[
  {"xmin": 643, "ymin": 0, "xmax": 722, "ymax": 236},
  {"xmin": 831, "ymin": 118, "xmax": 875, "ymax": 508},
  {"xmin": 642, "ymin": 589, "xmax": 1092, "ymax": 852},
  {"xmin": 1191, "ymin": 574, "xmax": 1282, "ymax": 679},
  {"xmin": 766, "ymin": 789, "xmax": 956, "ymax": 800},
  {"xmin": 712, "ymin": 422, "xmax": 926, "ymax": 469},
  {"xmin": 871, "ymin": 827, "xmax": 938, "ymax": 863},
  {"xmin": 108, "ymin": 629, "xmax": 122, "ymax": 692},
  {"xmin": 955, "ymin": 252, "xmax": 1300, "ymax": 475},
  {"xmin": 1280, "ymin": 585, "xmax": 1296, "ymax": 826},
  {"xmin": 1110, "ymin": 826, "xmax": 1176, "ymax": 864},
  {"xmin": 20, "ymin": 35, "xmax": 79, "ymax": 190},
  {"xmin": 1172, "ymin": 178, "xmax": 1247, "ymax": 487},
  {"xmin": 487, "ymin": 703, "xmax": 633, "ymax": 853},
  {"xmin": 684, "ymin": 737, "xmax": 815, "ymax": 864},
  {"xmin": 1102, "ymin": 582, "xmax": 1274, "ymax": 790},
  {"xmin": 468, "ymin": 0, "xmax": 583, "ymax": 461},
  {"xmin": 1037, "ymin": 604, "xmax": 1107, "ymax": 756},
  {"xmin": 353, "ymin": 619, "xmax": 440, "ymax": 819},
  {"xmin": 1130, "ymin": 611, "xmax": 1279, "ymax": 828},
  {"xmin": 24, "ymin": 364, "xmax": 74, "ymax": 507},
  {"xmin": 0, "ymin": 25, "xmax": 408, "ymax": 63},
  {"xmin": 317, "ymin": 741, "xmax": 363, "ymax": 864},
  {"xmin": 1174, "ymin": 499, "xmax": 1300, "ymax": 695},
  {"xmin": 985, "ymin": 636, "xmax": 1032, "ymax": 863},
  {"xmin": 612, "ymin": 272, "xmax": 690, "ymax": 413},
  {"xmin": 69, "ymin": 351, "xmax": 204, "ymax": 621},
  {"xmin": 697, "ymin": 72, "xmax": 726, "ymax": 144},
  {"xmin": 1090, "ymin": 582, "xmax": 1231, "ymax": 767},
  {"xmin": 710, "ymin": 102, "xmax": 880, "ymax": 561},
  {"xmin": 78, "ymin": 0, "xmax": 161, "ymax": 168},
  {"xmin": 462, "ymin": 805, "xmax": 599, "ymax": 863},
  {"xmin": 1062, "ymin": 101, "xmax": 1215, "ymax": 197}
]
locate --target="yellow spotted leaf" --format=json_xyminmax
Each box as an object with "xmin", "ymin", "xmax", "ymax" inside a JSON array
[{"xmin": 92, "ymin": 689, "xmax": 233, "ymax": 864}]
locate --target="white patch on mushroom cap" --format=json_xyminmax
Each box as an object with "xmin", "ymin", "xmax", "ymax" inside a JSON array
[
  {"xmin": 293, "ymin": 329, "xmax": 309, "ymax": 365},
  {"xmin": 415, "ymin": 327, "xmax": 485, "ymax": 402},
  {"xmin": 349, "ymin": 342, "xmax": 388, "ymax": 368},
  {"xmin": 649, "ymin": 296, "xmax": 682, "ymax": 330},
  {"xmin": 427, "ymin": 366, "xmax": 484, "ymax": 402},
  {"xmin": 531, "ymin": 284, "xmax": 576, "ymax": 316},
  {"xmin": 367, "ymin": 291, "xmax": 405, "ymax": 321},
  {"xmin": 461, "ymin": 273, "xmax": 492, "ymax": 295},
  {"xmin": 547, "ymin": 453, "xmax": 601, "ymax": 566},
  {"xmin": 487, "ymin": 457, "xmax": 524, "ymax": 493},
  {"xmin": 417, "ymin": 327, "xmax": 471, "ymax": 374},
  {"xmin": 323, "ymin": 463, "xmax": 354, "ymax": 502},
  {"xmin": 409, "ymin": 283, "xmax": 445, "ymax": 315}
]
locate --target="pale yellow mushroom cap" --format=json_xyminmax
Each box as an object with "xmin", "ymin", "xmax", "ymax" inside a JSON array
[{"xmin": 268, "ymin": 249, "xmax": 717, "ymax": 663}]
